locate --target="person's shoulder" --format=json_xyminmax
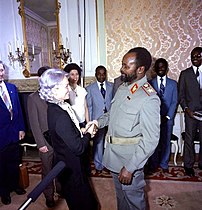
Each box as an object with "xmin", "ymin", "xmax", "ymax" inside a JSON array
[
  {"xmin": 141, "ymin": 82, "xmax": 157, "ymax": 97},
  {"xmin": 29, "ymin": 91, "xmax": 45, "ymax": 103},
  {"xmin": 148, "ymin": 78, "xmax": 156, "ymax": 85},
  {"xmin": 167, "ymin": 77, "xmax": 177, "ymax": 84},
  {"xmin": 29, "ymin": 90, "xmax": 39, "ymax": 97},
  {"xmin": 180, "ymin": 66, "xmax": 193, "ymax": 75},
  {"xmin": 77, "ymin": 85, "xmax": 87, "ymax": 94},
  {"xmin": 86, "ymin": 81, "xmax": 96, "ymax": 89},
  {"xmin": 48, "ymin": 103, "xmax": 69, "ymax": 121},
  {"xmin": 106, "ymin": 81, "xmax": 113, "ymax": 86},
  {"xmin": 114, "ymin": 75, "xmax": 121, "ymax": 81},
  {"xmin": 5, "ymin": 81, "xmax": 17, "ymax": 89},
  {"xmin": 77, "ymin": 85, "xmax": 85, "ymax": 91},
  {"xmin": 48, "ymin": 102, "xmax": 62, "ymax": 112}
]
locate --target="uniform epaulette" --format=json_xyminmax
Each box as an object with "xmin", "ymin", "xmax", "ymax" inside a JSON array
[{"xmin": 141, "ymin": 82, "xmax": 156, "ymax": 96}]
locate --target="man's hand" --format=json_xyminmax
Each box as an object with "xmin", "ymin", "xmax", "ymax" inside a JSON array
[
  {"xmin": 161, "ymin": 116, "xmax": 168, "ymax": 124},
  {"xmin": 19, "ymin": 131, "xmax": 25, "ymax": 140},
  {"xmin": 185, "ymin": 107, "xmax": 194, "ymax": 118},
  {"xmin": 86, "ymin": 120, "xmax": 98, "ymax": 129},
  {"xmin": 118, "ymin": 166, "xmax": 133, "ymax": 185},
  {"xmin": 85, "ymin": 120, "xmax": 98, "ymax": 137},
  {"xmin": 39, "ymin": 146, "xmax": 49, "ymax": 153}
]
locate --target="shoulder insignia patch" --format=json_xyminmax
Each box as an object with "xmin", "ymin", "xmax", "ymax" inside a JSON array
[
  {"xmin": 142, "ymin": 82, "xmax": 156, "ymax": 96},
  {"xmin": 130, "ymin": 83, "xmax": 138, "ymax": 94}
]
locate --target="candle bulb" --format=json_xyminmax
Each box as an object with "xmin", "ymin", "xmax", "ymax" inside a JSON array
[
  {"xmin": 16, "ymin": 39, "xmax": 20, "ymax": 49},
  {"xmin": 8, "ymin": 42, "xmax": 12, "ymax": 53},
  {"xmin": 32, "ymin": 44, "xmax": 35, "ymax": 55},
  {"xmin": 53, "ymin": 41, "xmax": 56, "ymax": 51},
  {"xmin": 66, "ymin": 37, "xmax": 69, "ymax": 49},
  {"xmin": 22, "ymin": 44, "xmax": 24, "ymax": 53}
]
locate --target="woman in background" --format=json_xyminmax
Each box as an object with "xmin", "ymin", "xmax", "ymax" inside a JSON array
[
  {"xmin": 39, "ymin": 68, "xmax": 99, "ymax": 210},
  {"xmin": 64, "ymin": 63, "xmax": 89, "ymax": 130}
]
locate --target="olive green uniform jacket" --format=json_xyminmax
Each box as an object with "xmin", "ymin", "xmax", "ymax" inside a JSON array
[{"xmin": 98, "ymin": 76, "xmax": 160, "ymax": 173}]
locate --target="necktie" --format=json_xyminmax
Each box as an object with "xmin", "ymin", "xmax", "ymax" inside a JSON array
[
  {"xmin": 196, "ymin": 67, "xmax": 202, "ymax": 89},
  {"xmin": 196, "ymin": 67, "xmax": 199, "ymax": 77},
  {"xmin": 0, "ymin": 85, "xmax": 13, "ymax": 119},
  {"xmin": 100, "ymin": 83, "xmax": 106, "ymax": 99},
  {"xmin": 159, "ymin": 77, "xmax": 165, "ymax": 97}
]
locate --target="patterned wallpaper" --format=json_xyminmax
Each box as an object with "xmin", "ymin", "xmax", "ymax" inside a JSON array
[
  {"xmin": 25, "ymin": 16, "xmax": 49, "ymax": 68},
  {"xmin": 50, "ymin": 28, "xmax": 59, "ymax": 68},
  {"xmin": 104, "ymin": 0, "xmax": 202, "ymax": 81}
]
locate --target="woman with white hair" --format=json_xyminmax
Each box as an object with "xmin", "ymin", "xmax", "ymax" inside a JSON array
[{"xmin": 39, "ymin": 68, "xmax": 99, "ymax": 210}]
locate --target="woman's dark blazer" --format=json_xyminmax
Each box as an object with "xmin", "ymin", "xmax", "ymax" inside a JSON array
[{"xmin": 47, "ymin": 102, "xmax": 91, "ymax": 187}]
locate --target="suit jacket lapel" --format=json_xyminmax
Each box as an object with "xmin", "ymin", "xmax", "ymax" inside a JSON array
[
  {"xmin": 164, "ymin": 77, "xmax": 169, "ymax": 96},
  {"xmin": 105, "ymin": 81, "xmax": 110, "ymax": 99},
  {"xmin": 0, "ymin": 96, "xmax": 6, "ymax": 109},
  {"xmin": 153, "ymin": 78, "xmax": 159, "ymax": 94},
  {"xmin": 5, "ymin": 83, "xmax": 15, "ymax": 113},
  {"xmin": 95, "ymin": 82, "xmax": 103, "ymax": 101},
  {"xmin": 0, "ymin": 83, "xmax": 12, "ymax": 111},
  {"xmin": 190, "ymin": 67, "xmax": 199, "ymax": 84}
]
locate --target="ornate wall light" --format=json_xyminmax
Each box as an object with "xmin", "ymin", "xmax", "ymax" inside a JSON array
[
  {"xmin": 8, "ymin": 42, "xmax": 35, "ymax": 68},
  {"xmin": 52, "ymin": 42, "xmax": 72, "ymax": 67}
]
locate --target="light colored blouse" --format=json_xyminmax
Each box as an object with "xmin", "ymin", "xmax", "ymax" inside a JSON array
[{"xmin": 69, "ymin": 85, "xmax": 87, "ymax": 123}]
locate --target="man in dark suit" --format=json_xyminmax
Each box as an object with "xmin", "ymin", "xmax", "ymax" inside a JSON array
[
  {"xmin": 86, "ymin": 65, "xmax": 113, "ymax": 174},
  {"xmin": 178, "ymin": 47, "xmax": 202, "ymax": 176},
  {"xmin": 148, "ymin": 58, "xmax": 178, "ymax": 173},
  {"xmin": 0, "ymin": 61, "xmax": 26, "ymax": 205}
]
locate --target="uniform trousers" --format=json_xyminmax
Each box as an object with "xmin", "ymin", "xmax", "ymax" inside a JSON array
[
  {"xmin": 39, "ymin": 146, "xmax": 61, "ymax": 200},
  {"xmin": 184, "ymin": 113, "xmax": 202, "ymax": 168},
  {"xmin": 0, "ymin": 142, "xmax": 20, "ymax": 197},
  {"xmin": 111, "ymin": 169, "xmax": 146, "ymax": 210}
]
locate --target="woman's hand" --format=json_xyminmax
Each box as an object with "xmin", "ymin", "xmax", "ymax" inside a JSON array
[{"xmin": 85, "ymin": 121, "xmax": 98, "ymax": 137}]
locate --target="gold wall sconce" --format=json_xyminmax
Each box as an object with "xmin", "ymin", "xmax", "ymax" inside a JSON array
[
  {"xmin": 8, "ymin": 42, "xmax": 35, "ymax": 68},
  {"xmin": 52, "ymin": 42, "xmax": 72, "ymax": 67}
]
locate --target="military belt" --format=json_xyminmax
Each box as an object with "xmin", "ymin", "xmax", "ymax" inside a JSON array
[{"xmin": 107, "ymin": 135, "xmax": 141, "ymax": 145}]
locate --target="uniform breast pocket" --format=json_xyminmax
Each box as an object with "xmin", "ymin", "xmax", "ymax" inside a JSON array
[{"xmin": 119, "ymin": 103, "xmax": 140, "ymax": 132}]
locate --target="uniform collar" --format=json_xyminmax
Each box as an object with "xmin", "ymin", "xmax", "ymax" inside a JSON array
[
  {"xmin": 128, "ymin": 76, "xmax": 147, "ymax": 90},
  {"xmin": 127, "ymin": 76, "xmax": 147, "ymax": 94}
]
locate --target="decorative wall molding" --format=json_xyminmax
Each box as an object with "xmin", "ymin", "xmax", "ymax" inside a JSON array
[
  {"xmin": 8, "ymin": 78, "xmax": 39, "ymax": 92},
  {"xmin": 8, "ymin": 76, "xmax": 95, "ymax": 92}
]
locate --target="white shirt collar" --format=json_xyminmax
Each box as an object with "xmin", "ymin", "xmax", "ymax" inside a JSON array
[
  {"xmin": 97, "ymin": 81, "xmax": 106, "ymax": 90},
  {"xmin": 193, "ymin": 65, "xmax": 202, "ymax": 73},
  {"xmin": 0, "ymin": 81, "xmax": 6, "ymax": 94},
  {"xmin": 157, "ymin": 75, "xmax": 166, "ymax": 87}
]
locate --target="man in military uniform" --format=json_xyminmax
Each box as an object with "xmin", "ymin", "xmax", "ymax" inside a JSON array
[{"xmin": 91, "ymin": 47, "xmax": 160, "ymax": 210}]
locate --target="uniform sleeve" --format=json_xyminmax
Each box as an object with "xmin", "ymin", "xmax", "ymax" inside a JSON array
[
  {"xmin": 125, "ymin": 96, "xmax": 160, "ymax": 172},
  {"xmin": 97, "ymin": 111, "xmax": 110, "ymax": 128}
]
